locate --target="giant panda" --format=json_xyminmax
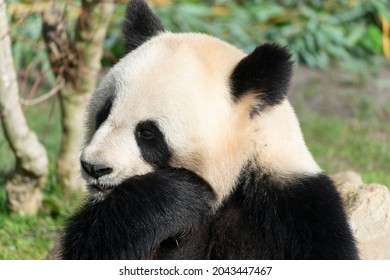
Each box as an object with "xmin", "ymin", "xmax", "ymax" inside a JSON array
[{"xmin": 61, "ymin": 0, "xmax": 358, "ymax": 260}]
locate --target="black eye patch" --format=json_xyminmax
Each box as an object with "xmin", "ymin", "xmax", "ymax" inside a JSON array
[
  {"xmin": 96, "ymin": 97, "xmax": 114, "ymax": 129},
  {"xmin": 135, "ymin": 120, "xmax": 171, "ymax": 167}
]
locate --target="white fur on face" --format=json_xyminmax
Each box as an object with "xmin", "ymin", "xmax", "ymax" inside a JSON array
[{"xmin": 82, "ymin": 32, "xmax": 321, "ymax": 202}]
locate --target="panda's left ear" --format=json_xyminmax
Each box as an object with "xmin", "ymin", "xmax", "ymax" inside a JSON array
[
  {"xmin": 123, "ymin": 0, "xmax": 165, "ymax": 54},
  {"xmin": 230, "ymin": 43, "xmax": 293, "ymax": 112}
]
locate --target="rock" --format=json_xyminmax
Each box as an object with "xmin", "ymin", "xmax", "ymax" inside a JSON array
[
  {"xmin": 332, "ymin": 171, "xmax": 390, "ymax": 259},
  {"xmin": 332, "ymin": 170, "xmax": 363, "ymax": 186}
]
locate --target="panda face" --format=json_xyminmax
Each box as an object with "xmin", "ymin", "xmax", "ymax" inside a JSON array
[{"xmin": 80, "ymin": 33, "xmax": 254, "ymax": 201}]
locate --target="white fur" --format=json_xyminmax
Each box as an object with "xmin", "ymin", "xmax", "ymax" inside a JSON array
[{"xmin": 81, "ymin": 32, "xmax": 321, "ymax": 202}]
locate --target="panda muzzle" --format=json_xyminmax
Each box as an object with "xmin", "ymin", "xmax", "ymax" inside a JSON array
[{"xmin": 91, "ymin": 183, "xmax": 115, "ymax": 193}]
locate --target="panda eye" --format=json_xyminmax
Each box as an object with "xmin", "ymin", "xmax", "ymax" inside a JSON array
[
  {"xmin": 135, "ymin": 121, "xmax": 159, "ymax": 141},
  {"xmin": 134, "ymin": 120, "xmax": 172, "ymax": 166},
  {"xmin": 137, "ymin": 128, "xmax": 154, "ymax": 140}
]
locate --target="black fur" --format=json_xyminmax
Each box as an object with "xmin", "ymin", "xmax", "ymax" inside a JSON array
[
  {"xmin": 63, "ymin": 167, "xmax": 358, "ymax": 260},
  {"xmin": 61, "ymin": 168, "xmax": 214, "ymax": 260},
  {"xmin": 208, "ymin": 171, "xmax": 359, "ymax": 259},
  {"xmin": 95, "ymin": 97, "xmax": 113, "ymax": 129},
  {"xmin": 135, "ymin": 120, "xmax": 172, "ymax": 166},
  {"xmin": 230, "ymin": 43, "xmax": 293, "ymax": 113},
  {"xmin": 123, "ymin": 0, "xmax": 164, "ymax": 53}
]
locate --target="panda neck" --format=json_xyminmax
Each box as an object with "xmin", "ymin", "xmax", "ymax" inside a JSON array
[
  {"xmin": 222, "ymin": 163, "xmax": 328, "ymax": 210},
  {"xmin": 249, "ymin": 100, "xmax": 321, "ymax": 177}
]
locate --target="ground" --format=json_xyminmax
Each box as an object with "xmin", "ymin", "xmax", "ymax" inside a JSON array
[
  {"xmin": 290, "ymin": 65, "xmax": 390, "ymax": 119},
  {"xmin": 289, "ymin": 63, "xmax": 390, "ymax": 186}
]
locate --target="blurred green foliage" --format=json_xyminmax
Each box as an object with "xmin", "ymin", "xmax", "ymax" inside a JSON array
[
  {"xmin": 7, "ymin": 0, "xmax": 390, "ymax": 71},
  {"xmin": 153, "ymin": 0, "xmax": 389, "ymax": 68}
]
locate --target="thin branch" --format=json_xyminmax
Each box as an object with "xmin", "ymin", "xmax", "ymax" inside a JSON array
[
  {"xmin": 0, "ymin": 6, "xmax": 34, "ymax": 41},
  {"xmin": 19, "ymin": 79, "xmax": 64, "ymax": 106},
  {"xmin": 43, "ymin": 95, "xmax": 58, "ymax": 143}
]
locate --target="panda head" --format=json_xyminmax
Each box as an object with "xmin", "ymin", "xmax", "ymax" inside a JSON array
[{"xmin": 80, "ymin": 0, "xmax": 320, "ymax": 203}]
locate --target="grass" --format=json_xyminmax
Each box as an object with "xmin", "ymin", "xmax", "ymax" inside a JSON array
[
  {"xmin": 0, "ymin": 69, "xmax": 389, "ymax": 259},
  {"xmin": 299, "ymin": 112, "xmax": 390, "ymax": 186},
  {"xmin": 0, "ymin": 173, "xmax": 82, "ymax": 259},
  {"xmin": 0, "ymin": 209, "xmax": 61, "ymax": 260}
]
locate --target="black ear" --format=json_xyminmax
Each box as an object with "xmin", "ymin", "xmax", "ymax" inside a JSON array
[
  {"xmin": 123, "ymin": 0, "xmax": 164, "ymax": 53},
  {"xmin": 230, "ymin": 43, "xmax": 293, "ymax": 112}
]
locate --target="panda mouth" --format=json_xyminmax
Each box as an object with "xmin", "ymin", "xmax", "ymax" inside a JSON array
[{"xmin": 90, "ymin": 183, "xmax": 115, "ymax": 193}]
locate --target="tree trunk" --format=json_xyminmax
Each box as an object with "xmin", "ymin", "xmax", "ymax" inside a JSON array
[
  {"xmin": 42, "ymin": 0, "xmax": 115, "ymax": 192},
  {"xmin": 0, "ymin": 0, "xmax": 48, "ymax": 215}
]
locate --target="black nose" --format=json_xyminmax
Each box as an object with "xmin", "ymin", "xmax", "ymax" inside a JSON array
[{"xmin": 81, "ymin": 160, "xmax": 113, "ymax": 179}]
